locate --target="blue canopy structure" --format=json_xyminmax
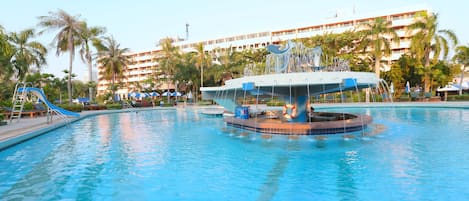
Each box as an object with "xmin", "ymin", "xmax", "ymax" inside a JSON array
[{"xmin": 75, "ymin": 97, "xmax": 90, "ymax": 103}]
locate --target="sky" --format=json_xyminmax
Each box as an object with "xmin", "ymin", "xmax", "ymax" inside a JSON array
[{"xmin": 1, "ymin": 0, "xmax": 468, "ymax": 81}]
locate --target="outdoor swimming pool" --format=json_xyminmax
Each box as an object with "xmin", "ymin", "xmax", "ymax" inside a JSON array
[{"xmin": 0, "ymin": 106, "xmax": 468, "ymax": 200}]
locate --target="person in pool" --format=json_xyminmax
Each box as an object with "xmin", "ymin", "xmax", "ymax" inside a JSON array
[{"xmin": 308, "ymin": 104, "xmax": 316, "ymax": 121}]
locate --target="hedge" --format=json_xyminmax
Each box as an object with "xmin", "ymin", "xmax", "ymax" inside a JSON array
[{"xmin": 105, "ymin": 103, "xmax": 123, "ymax": 110}]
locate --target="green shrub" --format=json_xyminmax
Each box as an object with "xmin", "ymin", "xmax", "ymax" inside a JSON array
[
  {"xmin": 84, "ymin": 104, "xmax": 107, "ymax": 110},
  {"xmin": 160, "ymin": 103, "xmax": 173, "ymax": 107},
  {"xmin": 266, "ymin": 100, "xmax": 285, "ymax": 106},
  {"xmin": 105, "ymin": 103, "xmax": 122, "ymax": 110},
  {"xmin": 23, "ymin": 102, "xmax": 34, "ymax": 110},
  {"xmin": 397, "ymin": 96, "xmax": 411, "ymax": 102},
  {"xmin": 447, "ymin": 94, "xmax": 469, "ymax": 101},
  {"xmin": 0, "ymin": 113, "xmax": 4, "ymax": 121},
  {"xmin": 57, "ymin": 104, "xmax": 83, "ymax": 112},
  {"xmin": 0, "ymin": 100, "xmax": 12, "ymax": 107},
  {"xmin": 0, "ymin": 101, "xmax": 34, "ymax": 110},
  {"xmin": 196, "ymin": 100, "xmax": 212, "ymax": 106}
]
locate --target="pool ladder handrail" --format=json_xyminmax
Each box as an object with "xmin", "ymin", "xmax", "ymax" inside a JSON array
[{"xmin": 46, "ymin": 107, "xmax": 72, "ymax": 125}]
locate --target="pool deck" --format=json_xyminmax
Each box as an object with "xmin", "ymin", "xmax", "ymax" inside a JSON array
[{"xmin": 0, "ymin": 102, "xmax": 468, "ymax": 150}]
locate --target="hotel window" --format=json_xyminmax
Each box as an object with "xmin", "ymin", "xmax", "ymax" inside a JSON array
[{"xmin": 285, "ymin": 30, "xmax": 295, "ymax": 35}]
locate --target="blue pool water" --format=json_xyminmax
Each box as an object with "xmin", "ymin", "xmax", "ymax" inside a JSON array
[{"xmin": 0, "ymin": 107, "xmax": 468, "ymax": 200}]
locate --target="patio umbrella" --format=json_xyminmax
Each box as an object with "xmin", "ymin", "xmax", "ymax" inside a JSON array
[
  {"xmin": 129, "ymin": 92, "xmax": 138, "ymax": 98},
  {"xmin": 405, "ymin": 81, "xmax": 410, "ymax": 93},
  {"xmin": 162, "ymin": 91, "xmax": 171, "ymax": 96},
  {"xmin": 172, "ymin": 92, "xmax": 182, "ymax": 97},
  {"xmin": 187, "ymin": 91, "xmax": 193, "ymax": 99},
  {"xmin": 141, "ymin": 93, "xmax": 150, "ymax": 98},
  {"xmin": 150, "ymin": 92, "xmax": 160, "ymax": 97},
  {"xmin": 390, "ymin": 82, "xmax": 394, "ymax": 94}
]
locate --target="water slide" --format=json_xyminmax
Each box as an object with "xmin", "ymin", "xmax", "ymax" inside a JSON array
[{"xmin": 18, "ymin": 87, "xmax": 80, "ymax": 117}]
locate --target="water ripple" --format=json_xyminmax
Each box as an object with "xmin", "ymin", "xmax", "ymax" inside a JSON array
[{"xmin": 0, "ymin": 108, "xmax": 468, "ymax": 200}]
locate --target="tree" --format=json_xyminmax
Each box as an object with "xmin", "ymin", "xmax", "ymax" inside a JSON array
[
  {"xmin": 0, "ymin": 25, "xmax": 14, "ymax": 81},
  {"xmin": 240, "ymin": 48, "xmax": 268, "ymax": 75},
  {"xmin": 38, "ymin": 9, "xmax": 84, "ymax": 104},
  {"xmin": 8, "ymin": 29, "xmax": 47, "ymax": 80},
  {"xmin": 156, "ymin": 38, "xmax": 180, "ymax": 102},
  {"xmin": 430, "ymin": 61, "xmax": 454, "ymax": 90},
  {"xmin": 72, "ymin": 80, "xmax": 88, "ymax": 98},
  {"xmin": 408, "ymin": 11, "xmax": 458, "ymax": 92},
  {"xmin": 95, "ymin": 36, "xmax": 131, "ymax": 102},
  {"xmin": 79, "ymin": 22, "xmax": 106, "ymax": 102},
  {"xmin": 25, "ymin": 72, "xmax": 54, "ymax": 88},
  {"xmin": 453, "ymin": 45, "xmax": 469, "ymax": 95},
  {"xmin": 218, "ymin": 47, "xmax": 243, "ymax": 80},
  {"xmin": 358, "ymin": 17, "xmax": 400, "ymax": 79},
  {"xmin": 305, "ymin": 31, "xmax": 360, "ymax": 66},
  {"xmin": 62, "ymin": 69, "xmax": 76, "ymax": 100},
  {"xmin": 194, "ymin": 43, "xmax": 211, "ymax": 88},
  {"xmin": 46, "ymin": 76, "xmax": 67, "ymax": 103},
  {"xmin": 174, "ymin": 53, "xmax": 199, "ymax": 92}
]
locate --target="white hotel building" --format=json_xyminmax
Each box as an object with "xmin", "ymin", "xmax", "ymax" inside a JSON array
[{"xmin": 97, "ymin": 6, "xmax": 430, "ymax": 96}]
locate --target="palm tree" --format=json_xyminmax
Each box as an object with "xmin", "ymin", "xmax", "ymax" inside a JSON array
[
  {"xmin": 305, "ymin": 31, "xmax": 360, "ymax": 67},
  {"xmin": 38, "ymin": 9, "xmax": 84, "ymax": 104},
  {"xmin": 358, "ymin": 17, "xmax": 400, "ymax": 79},
  {"xmin": 219, "ymin": 47, "xmax": 243, "ymax": 79},
  {"xmin": 408, "ymin": 11, "xmax": 458, "ymax": 92},
  {"xmin": 79, "ymin": 23, "xmax": 106, "ymax": 102},
  {"xmin": 8, "ymin": 29, "xmax": 47, "ymax": 80},
  {"xmin": 453, "ymin": 45, "xmax": 469, "ymax": 95},
  {"xmin": 0, "ymin": 25, "xmax": 14, "ymax": 81},
  {"xmin": 95, "ymin": 36, "xmax": 131, "ymax": 102},
  {"xmin": 156, "ymin": 38, "xmax": 180, "ymax": 102},
  {"xmin": 194, "ymin": 43, "xmax": 211, "ymax": 88},
  {"xmin": 241, "ymin": 48, "xmax": 268, "ymax": 75}
]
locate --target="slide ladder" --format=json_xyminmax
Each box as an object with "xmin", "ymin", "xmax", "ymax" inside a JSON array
[{"xmin": 9, "ymin": 82, "xmax": 33, "ymax": 123}]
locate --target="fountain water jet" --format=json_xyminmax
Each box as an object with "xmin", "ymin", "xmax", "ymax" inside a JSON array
[{"xmin": 201, "ymin": 41, "xmax": 389, "ymax": 137}]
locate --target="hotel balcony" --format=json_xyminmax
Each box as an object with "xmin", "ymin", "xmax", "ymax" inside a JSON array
[
  {"xmin": 127, "ymin": 77, "xmax": 148, "ymax": 82},
  {"xmin": 128, "ymin": 70, "xmax": 153, "ymax": 76},
  {"xmin": 391, "ymin": 18, "xmax": 414, "ymax": 27}
]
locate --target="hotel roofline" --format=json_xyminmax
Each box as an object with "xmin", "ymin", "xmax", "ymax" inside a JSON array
[{"xmin": 156, "ymin": 4, "xmax": 431, "ymax": 52}]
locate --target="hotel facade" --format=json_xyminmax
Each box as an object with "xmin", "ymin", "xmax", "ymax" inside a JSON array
[{"xmin": 97, "ymin": 6, "xmax": 430, "ymax": 97}]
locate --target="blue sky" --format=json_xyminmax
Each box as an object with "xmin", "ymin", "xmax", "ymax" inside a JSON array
[{"xmin": 1, "ymin": 0, "xmax": 468, "ymax": 80}]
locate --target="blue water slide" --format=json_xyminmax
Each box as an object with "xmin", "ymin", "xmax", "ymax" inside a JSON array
[{"xmin": 18, "ymin": 87, "xmax": 80, "ymax": 117}]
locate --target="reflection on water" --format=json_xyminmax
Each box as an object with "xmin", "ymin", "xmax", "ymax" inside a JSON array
[
  {"xmin": 336, "ymin": 150, "xmax": 359, "ymax": 201},
  {"xmin": 0, "ymin": 108, "xmax": 468, "ymax": 200}
]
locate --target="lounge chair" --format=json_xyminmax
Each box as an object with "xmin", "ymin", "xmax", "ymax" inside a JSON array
[
  {"xmin": 410, "ymin": 92, "xmax": 424, "ymax": 101},
  {"xmin": 2, "ymin": 106, "xmax": 41, "ymax": 118},
  {"xmin": 33, "ymin": 103, "xmax": 48, "ymax": 116},
  {"xmin": 424, "ymin": 92, "xmax": 441, "ymax": 102}
]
